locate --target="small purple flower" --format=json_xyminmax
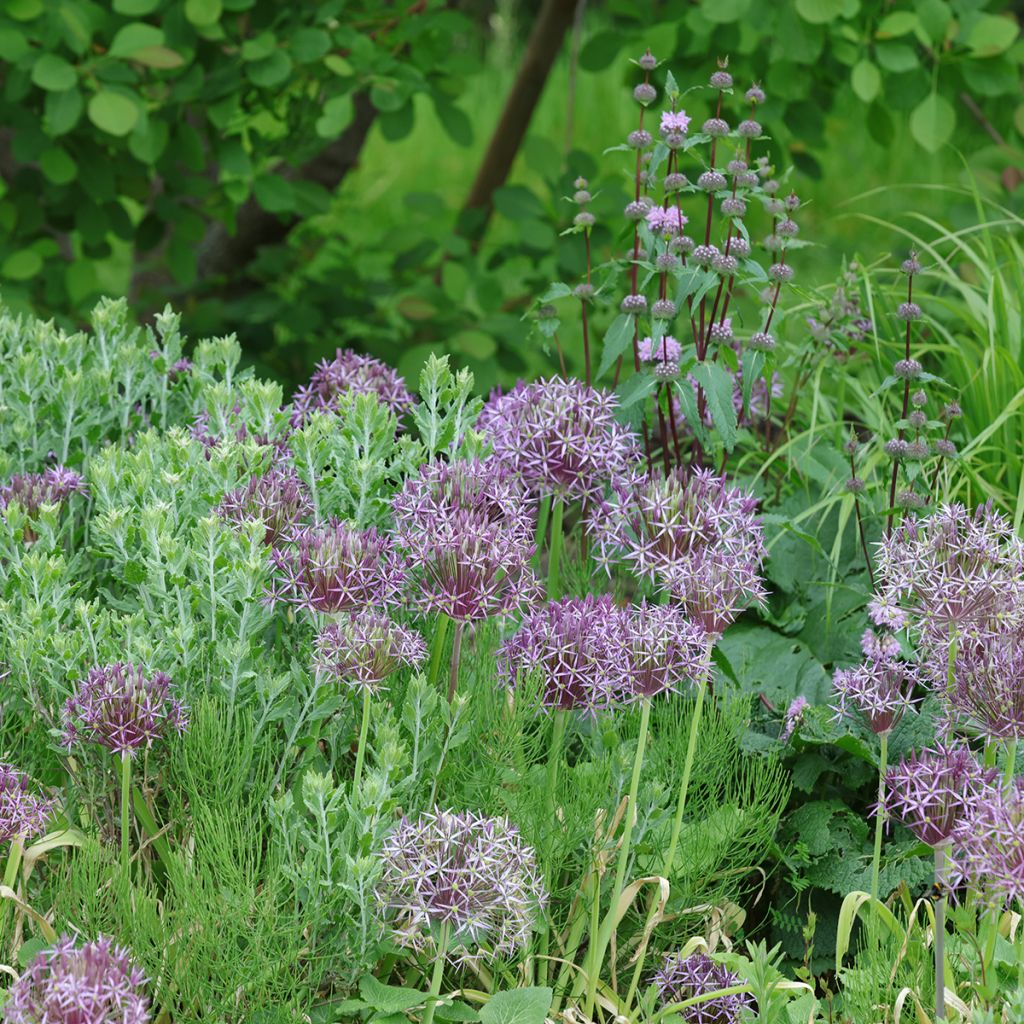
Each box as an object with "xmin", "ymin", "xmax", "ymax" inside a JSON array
[
  {"xmin": 500, "ymin": 595, "xmax": 624, "ymax": 713},
  {"xmin": 267, "ymin": 521, "xmax": 406, "ymax": 615},
  {"xmin": 953, "ymin": 781, "xmax": 1024, "ymax": 908},
  {"xmin": 660, "ymin": 110, "xmax": 692, "ymax": 136},
  {"xmin": 376, "ymin": 808, "xmax": 545, "ymax": 963},
  {"xmin": 638, "ymin": 336, "xmax": 682, "ymax": 366},
  {"xmin": 1, "ymin": 467, "xmax": 87, "ymax": 516},
  {"xmin": 884, "ymin": 744, "xmax": 997, "ymax": 848},
  {"xmin": 832, "ymin": 630, "xmax": 919, "ymax": 735},
  {"xmin": 314, "ymin": 611, "xmax": 427, "ymax": 694},
  {"xmin": 590, "ymin": 468, "xmax": 766, "ymax": 635},
  {"xmin": 477, "ymin": 378, "xmax": 642, "ymax": 505},
  {"xmin": 653, "ymin": 951, "xmax": 753, "ymax": 1024},
  {"xmin": 647, "ymin": 206, "xmax": 689, "ymax": 236},
  {"xmin": 291, "ymin": 348, "xmax": 414, "ymax": 428},
  {"xmin": 3, "ymin": 934, "xmax": 150, "ymax": 1024},
  {"xmin": 61, "ymin": 664, "xmax": 188, "ymax": 757},
  {"xmin": 217, "ymin": 468, "xmax": 313, "ymax": 546},
  {"xmin": 702, "ymin": 118, "xmax": 730, "ymax": 138},
  {"xmin": 391, "ymin": 459, "xmax": 540, "ymax": 622},
  {"xmin": 781, "ymin": 696, "xmax": 808, "ymax": 742},
  {"xmin": 0, "ymin": 764, "xmax": 53, "ymax": 844}
]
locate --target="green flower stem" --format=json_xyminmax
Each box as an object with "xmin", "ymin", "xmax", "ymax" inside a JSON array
[
  {"xmin": 352, "ymin": 686, "xmax": 373, "ymax": 793},
  {"xmin": 427, "ymin": 613, "xmax": 451, "ymax": 691},
  {"xmin": 870, "ymin": 730, "xmax": 889, "ymax": 904},
  {"xmin": 538, "ymin": 710, "xmax": 567, "ymax": 989},
  {"xmin": 120, "ymin": 751, "xmax": 132, "ymax": 874},
  {"xmin": 0, "ymin": 836, "xmax": 24, "ymax": 944},
  {"xmin": 1004, "ymin": 738, "xmax": 1018, "ymax": 793},
  {"xmin": 547, "ymin": 498, "xmax": 565, "ymax": 601},
  {"xmin": 422, "ymin": 921, "xmax": 450, "ymax": 1024},
  {"xmin": 934, "ymin": 843, "xmax": 948, "ymax": 1021},
  {"xmin": 582, "ymin": 697, "xmax": 652, "ymax": 1019},
  {"xmin": 447, "ymin": 620, "xmax": 465, "ymax": 704},
  {"xmin": 533, "ymin": 495, "xmax": 552, "ymax": 572}
]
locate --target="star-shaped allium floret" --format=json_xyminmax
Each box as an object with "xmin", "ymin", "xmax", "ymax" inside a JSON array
[
  {"xmin": 623, "ymin": 601, "xmax": 710, "ymax": 699},
  {"xmin": 948, "ymin": 628, "xmax": 1024, "ymax": 740},
  {"xmin": 952, "ymin": 781, "xmax": 1024, "ymax": 909},
  {"xmin": 217, "ymin": 467, "xmax": 313, "ymax": 546},
  {"xmin": 1, "ymin": 466, "xmax": 87, "ymax": 516},
  {"xmin": 0, "ymin": 764, "xmax": 54, "ymax": 844},
  {"xmin": 832, "ymin": 630, "xmax": 919, "ymax": 735},
  {"xmin": 314, "ymin": 611, "xmax": 427, "ymax": 694},
  {"xmin": 653, "ymin": 951, "xmax": 752, "ymax": 1024}
]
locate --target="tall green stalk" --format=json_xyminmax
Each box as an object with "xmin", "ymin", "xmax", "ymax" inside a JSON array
[
  {"xmin": 582, "ymin": 698, "xmax": 652, "ymax": 1019},
  {"xmin": 447, "ymin": 620, "xmax": 465, "ymax": 704},
  {"xmin": 422, "ymin": 922, "xmax": 451, "ymax": 1024},
  {"xmin": 870, "ymin": 730, "xmax": 889, "ymax": 904},
  {"xmin": 427, "ymin": 613, "xmax": 451, "ymax": 691},
  {"xmin": 934, "ymin": 843, "xmax": 948, "ymax": 1021},
  {"xmin": 120, "ymin": 751, "xmax": 132, "ymax": 874},
  {"xmin": 538, "ymin": 710, "xmax": 569, "ymax": 987},
  {"xmin": 0, "ymin": 836, "xmax": 24, "ymax": 945},
  {"xmin": 547, "ymin": 498, "xmax": 565, "ymax": 601},
  {"xmin": 352, "ymin": 686, "xmax": 373, "ymax": 793},
  {"xmin": 1004, "ymin": 738, "xmax": 1018, "ymax": 792}
]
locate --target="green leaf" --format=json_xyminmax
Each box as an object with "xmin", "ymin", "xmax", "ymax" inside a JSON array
[
  {"xmin": 31, "ymin": 54, "xmax": 77, "ymax": 91},
  {"xmin": 6, "ymin": 0, "xmax": 42, "ymax": 21},
  {"xmin": 435, "ymin": 1000, "xmax": 482, "ymax": 1022},
  {"xmin": 247, "ymin": 51, "xmax": 293, "ymax": 88},
  {"xmin": 0, "ymin": 26, "xmax": 29, "ymax": 61},
  {"xmin": 434, "ymin": 98, "xmax": 472, "ymax": 147},
  {"xmin": 597, "ymin": 313, "xmax": 634, "ymax": 380},
  {"xmin": 253, "ymin": 174, "xmax": 296, "ymax": 214},
  {"xmin": 690, "ymin": 361, "xmax": 738, "ymax": 451},
  {"xmin": 876, "ymin": 11, "xmax": 919, "ymax": 37},
  {"xmin": 87, "ymin": 91, "xmax": 139, "ymax": 136},
  {"xmin": 479, "ymin": 989, "xmax": 552, "ymax": 1024},
  {"xmin": 315, "ymin": 94, "xmax": 354, "ymax": 139},
  {"xmin": 38, "ymin": 146, "xmax": 77, "ymax": 184},
  {"xmin": 109, "ymin": 22, "xmax": 164, "ymax": 58},
  {"xmin": 132, "ymin": 46, "xmax": 185, "ymax": 69},
  {"xmin": 358, "ymin": 975, "xmax": 427, "ymax": 1014},
  {"xmin": 794, "ymin": 0, "xmax": 844, "ymax": 25},
  {"xmin": 850, "ymin": 59, "xmax": 881, "ymax": 102},
  {"xmin": 128, "ymin": 119, "xmax": 169, "ymax": 163},
  {"xmin": 1, "ymin": 248, "xmax": 43, "ymax": 280},
  {"xmin": 914, "ymin": 0, "xmax": 951, "ymax": 43},
  {"xmin": 617, "ymin": 372, "xmax": 658, "ymax": 409},
  {"xmin": 17, "ymin": 937, "xmax": 49, "ymax": 969},
  {"xmin": 290, "ymin": 27, "xmax": 330, "ymax": 63},
  {"xmin": 578, "ymin": 31, "xmax": 623, "ymax": 72},
  {"xmin": 909, "ymin": 92, "xmax": 954, "ymax": 152},
  {"xmin": 113, "ymin": 0, "xmax": 161, "ymax": 12},
  {"xmin": 964, "ymin": 13, "xmax": 1019, "ymax": 56},
  {"xmin": 875, "ymin": 42, "xmax": 918, "ymax": 72},
  {"xmin": 184, "ymin": 0, "xmax": 221, "ymax": 27},
  {"xmin": 44, "ymin": 88, "xmax": 83, "ymax": 135}
]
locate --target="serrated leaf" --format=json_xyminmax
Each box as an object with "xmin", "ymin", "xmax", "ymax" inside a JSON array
[
  {"xmin": 479, "ymin": 988, "xmax": 552, "ymax": 1024},
  {"xmin": 617, "ymin": 372, "xmax": 657, "ymax": 409},
  {"xmin": 358, "ymin": 975, "xmax": 428, "ymax": 1013},
  {"xmin": 538, "ymin": 283, "xmax": 571, "ymax": 303},
  {"xmin": 597, "ymin": 314, "xmax": 634, "ymax": 380},
  {"xmin": 690, "ymin": 361, "xmax": 738, "ymax": 451}
]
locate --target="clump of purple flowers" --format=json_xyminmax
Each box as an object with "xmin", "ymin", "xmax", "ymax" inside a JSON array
[
  {"xmin": 872, "ymin": 503, "xmax": 1024, "ymax": 641},
  {"xmin": 884, "ymin": 744, "xmax": 997, "ymax": 848},
  {"xmin": 217, "ymin": 467, "xmax": 313, "ymax": 546},
  {"xmin": 590, "ymin": 468, "xmax": 766, "ymax": 635},
  {"xmin": 653, "ymin": 951, "xmax": 752, "ymax": 1024},
  {"xmin": 948, "ymin": 629, "xmax": 1024, "ymax": 740},
  {"xmin": 314, "ymin": 611, "xmax": 427, "ymax": 694},
  {"xmin": 268, "ymin": 521, "xmax": 406, "ymax": 615},
  {"xmin": 0, "ymin": 764, "xmax": 53, "ymax": 844},
  {"xmin": 3, "ymin": 934, "xmax": 149, "ymax": 1024},
  {"xmin": 376, "ymin": 808, "xmax": 545, "ymax": 963},
  {"xmin": 1, "ymin": 466, "xmax": 86, "ymax": 516},
  {"xmin": 623, "ymin": 601, "xmax": 709, "ymax": 699},
  {"xmin": 477, "ymin": 378, "xmax": 641, "ymax": 504},
  {"xmin": 832, "ymin": 630, "xmax": 919, "ymax": 735},
  {"xmin": 391, "ymin": 459, "xmax": 540, "ymax": 622},
  {"xmin": 61, "ymin": 663, "xmax": 189, "ymax": 756},
  {"xmin": 953, "ymin": 781, "xmax": 1024, "ymax": 908},
  {"xmin": 500, "ymin": 595, "xmax": 625, "ymax": 713},
  {"xmin": 290, "ymin": 348, "xmax": 414, "ymax": 427}
]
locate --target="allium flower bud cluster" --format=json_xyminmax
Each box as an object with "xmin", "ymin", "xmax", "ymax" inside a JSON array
[
  {"xmin": 392, "ymin": 458, "xmax": 540, "ymax": 622},
  {"xmin": 477, "ymin": 379, "xmax": 641, "ymax": 505},
  {"xmin": 314, "ymin": 610, "xmax": 427, "ymax": 694},
  {"xmin": 62, "ymin": 663, "xmax": 188, "ymax": 756},
  {"xmin": 291, "ymin": 348, "xmax": 414, "ymax": 427},
  {"xmin": 1, "ymin": 466, "xmax": 87, "ymax": 516},
  {"xmin": 653, "ymin": 951, "xmax": 753, "ymax": 1023},
  {"xmin": 0, "ymin": 764, "xmax": 53, "ymax": 844},
  {"xmin": 376, "ymin": 809, "xmax": 545, "ymax": 963},
  {"xmin": 217, "ymin": 468, "xmax": 313, "ymax": 546},
  {"xmin": 4, "ymin": 935, "xmax": 150, "ymax": 1024}
]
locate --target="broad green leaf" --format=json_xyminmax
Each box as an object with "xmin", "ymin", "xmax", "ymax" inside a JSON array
[
  {"xmin": 253, "ymin": 174, "xmax": 296, "ymax": 214},
  {"xmin": 131, "ymin": 46, "xmax": 185, "ymax": 69},
  {"xmin": 850, "ymin": 59, "xmax": 881, "ymax": 102},
  {"xmin": 31, "ymin": 54, "xmax": 77, "ymax": 91},
  {"xmin": 597, "ymin": 313, "xmax": 634, "ymax": 380},
  {"xmin": 578, "ymin": 30, "xmax": 623, "ymax": 72},
  {"xmin": 914, "ymin": 0, "xmax": 951, "ymax": 43},
  {"xmin": 290, "ymin": 27, "xmax": 330, "ymax": 62},
  {"xmin": 434, "ymin": 98, "xmax": 472, "ymax": 147},
  {"xmin": 43, "ymin": 88, "xmax": 83, "ymax": 135},
  {"xmin": 479, "ymin": 988, "xmax": 552, "ymax": 1024},
  {"xmin": 909, "ymin": 92, "xmax": 954, "ymax": 152},
  {"xmin": 876, "ymin": 11, "xmax": 918, "ymax": 37},
  {"xmin": 690, "ymin": 361, "xmax": 738, "ymax": 451},
  {"xmin": 875, "ymin": 41, "xmax": 918, "ymax": 71},
  {"xmin": 38, "ymin": 147, "xmax": 77, "ymax": 184},
  {"xmin": 87, "ymin": 91, "xmax": 139, "ymax": 136},
  {"xmin": 794, "ymin": 0, "xmax": 844, "ymax": 25},
  {"xmin": 108, "ymin": 22, "xmax": 164, "ymax": 58},
  {"xmin": 358, "ymin": 975, "xmax": 428, "ymax": 1013},
  {"xmin": 1, "ymin": 248, "xmax": 43, "ymax": 280},
  {"xmin": 6, "ymin": 0, "xmax": 42, "ymax": 21},
  {"xmin": 247, "ymin": 51, "xmax": 293, "ymax": 88},
  {"xmin": 315, "ymin": 94, "xmax": 354, "ymax": 139},
  {"xmin": 617, "ymin": 372, "xmax": 657, "ymax": 409},
  {"xmin": 702, "ymin": 0, "xmax": 752, "ymax": 24},
  {"xmin": 964, "ymin": 13, "xmax": 1019, "ymax": 56},
  {"xmin": 113, "ymin": 0, "xmax": 161, "ymax": 12},
  {"xmin": 184, "ymin": 0, "xmax": 221, "ymax": 27}
]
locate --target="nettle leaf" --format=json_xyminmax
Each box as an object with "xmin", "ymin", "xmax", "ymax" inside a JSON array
[
  {"xmin": 597, "ymin": 314, "xmax": 634, "ymax": 380},
  {"xmin": 358, "ymin": 975, "xmax": 427, "ymax": 1013},
  {"xmin": 690, "ymin": 361, "xmax": 737, "ymax": 451},
  {"xmin": 617, "ymin": 372, "xmax": 657, "ymax": 409},
  {"xmin": 538, "ymin": 282, "xmax": 572, "ymax": 303},
  {"xmin": 479, "ymin": 988, "xmax": 552, "ymax": 1024}
]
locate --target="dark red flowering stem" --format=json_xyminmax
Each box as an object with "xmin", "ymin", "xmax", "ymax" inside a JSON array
[
  {"xmin": 886, "ymin": 274, "xmax": 915, "ymax": 538},
  {"xmin": 850, "ymin": 449, "xmax": 875, "ymax": 589},
  {"xmin": 656, "ymin": 389, "xmax": 671, "ymax": 476}
]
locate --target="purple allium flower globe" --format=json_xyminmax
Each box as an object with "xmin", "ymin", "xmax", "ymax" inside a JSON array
[
  {"xmin": 831, "ymin": 630, "xmax": 919, "ymax": 735},
  {"xmin": 290, "ymin": 348, "xmax": 414, "ymax": 427},
  {"xmin": 376, "ymin": 808, "xmax": 545, "ymax": 963},
  {"xmin": 623, "ymin": 601, "xmax": 710, "ymax": 700},
  {"xmin": 476, "ymin": 379, "xmax": 641, "ymax": 505},
  {"xmin": 392, "ymin": 459, "xmax": 540, "ymax": 622},
  {"xmin": 948, "ymin": 629, "xmax": 1024, "ymax": 740},
  {"xmin": 953, "ymin": 781, "xmax": 1024, "ymax": 908},
  {"xmin": 267, "ymin": 521, "xmax": 406, "ymax": 615},
  {"xmin": 884, "ymin": 744, "xmax": 997, "ymax": 848},
  {"xmin": 590, "ymin": 468, "xmax": 767, "ymax": 635},
  {"xmin": 1, "ymin": 467, "xmax": 87, "ymax": 516},
  {"xmin": 653, "ymin": 951, "xmax": 753, "ymax": 1024},
  {"xmin": 217, "ymin": 467, "xmax": 313, "ymax": 546},
  {"xmin": 0, "ymin": 764, "xmax": 53, "ymax": 844},
  {"xmin": 61, "ymin": 664, "xmax": 188, "ymax": 756},
  {"xmin": 3, "ymin": 934, "xmax": 150, "ymax": 1024},
  {"xmin": 314, "ymin": 611, "xmax": 427, "ymax": 694},
  {"xmin": 499, "ymin": 595, "xmax": 625, "ymax": 713}
]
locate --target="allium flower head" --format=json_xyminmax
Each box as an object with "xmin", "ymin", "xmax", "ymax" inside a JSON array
[
  {"xmin": 477, "ymin": 379, "xmax": 641, "ymax": 504},
  {"xmin": 623, "ymin": 601, "xmax": 710, "ymax": 699},
  {"xmin": 291, "ymin": 348, "xmax": 413, "ymax": 427},
  {"xmin": 267, "ymin": 521, "xmax": 406, "ymax": 615},
  {"xmin": 4, "ymin": 934, "xmax": 149, "ymax": 1024},
  {"xmin": 653, "ymin": 951, "xmax": 753, "ymax": 1024},
  {"xmin": 1, "ymin": 467, "xmax": 87, "ymax": 516},
  {"xmin": 376, "ymin": 808, "xmax": 545, "ymax": 963},
  {"xmin": 314, "ymin": 611, "xmax": 427, "ymax": 694},
  {"xmin": 832, "ymin": 631, "xmax": 919, "ymax": 734},
  {"xmin": 590, "ymin": 468, "xmax": 766, "ymax": 635},
  {"xmin": 391, "ymin": 458, "xmax": 540, "ymax": 622},
  {"xmin": 874, "ymin": 503, "xmax": 1024, "ymax": 641},
  {"xmin": 62, "ymin": 664, "xmax": 188, "ymax": 756},
  {"xmin": 499, "ymin": 595, "xmax": 624, "ymax": 713},
  {"xmin": 948, "ymin": 629, "xmax": 1024, "ymax": 739},
  {"xmin": 217, "ymin": 467, "xmax": 313, "ymax": 545},
  {"xmin": 953, "ymin": 781, "xmax": 1024, "ymax": 908},
  {"xmin": 884, "ymin": 744, "xmax": 997, "ymax": 847},
  {"xmin": 0, "ymin": 764, "xmax": 53, "ymax": 844}
]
